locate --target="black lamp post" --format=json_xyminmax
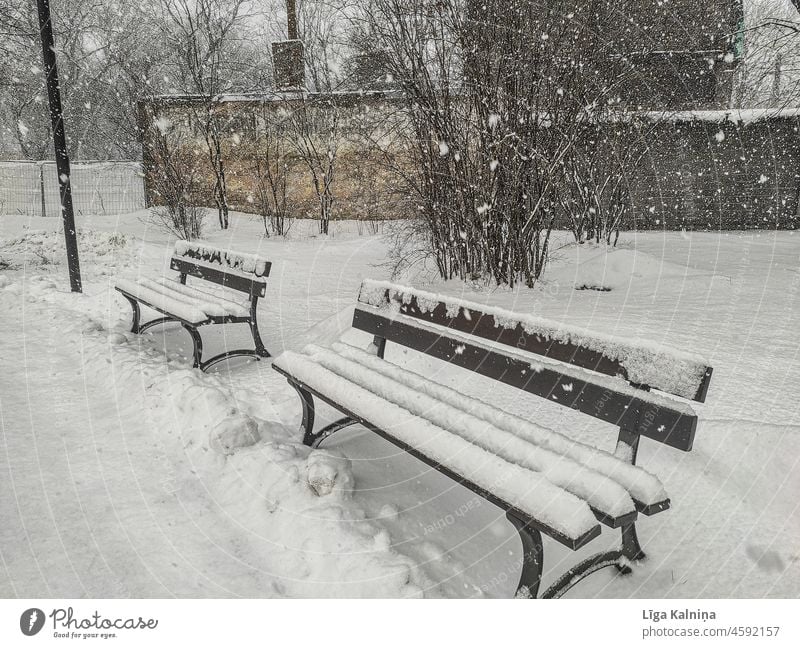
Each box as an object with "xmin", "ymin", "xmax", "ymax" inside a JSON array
[{"xmin": 36, "ymin": 0, "xmax": 82, "ymax": 293}]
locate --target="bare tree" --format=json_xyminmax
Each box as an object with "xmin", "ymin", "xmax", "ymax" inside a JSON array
[
  {"xmin": 145, "ymin": 111, "xmax": 206, "ymax": 240},
  {"xmin": 285, "ymin": 95, "xmax": 340, "ymax": 234},
  {"xmin": 157, "ymin": 0, "xmax": 264, "ymax": 229},
  {"xmin": 0, "ymin": 0, "xmax": 175, "ymax": 160}
]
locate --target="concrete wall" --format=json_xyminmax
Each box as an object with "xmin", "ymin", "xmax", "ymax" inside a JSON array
[
  {"xmin": 139, "ymin": 95, "xmax": 800, "ymax": 231},
  {"xmin": 626, "ymin": 113, "xmax": 800, "ymax": 230}
]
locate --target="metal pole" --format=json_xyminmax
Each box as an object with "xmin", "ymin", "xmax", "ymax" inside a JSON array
[
  {"xmin": 39, "ymin": 162, "xmax": 47, "ymax": 218},
  {"xmin": 36, "ymin": 0, "xmax": 81, "ymax": 292}
]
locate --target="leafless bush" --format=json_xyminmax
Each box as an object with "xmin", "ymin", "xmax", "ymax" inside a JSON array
[
  {"xmin": 253, "ymin": 157, "xmax": 293, "ymax": 238},
  {"xmin": 356, "ymin": 219, "xmax": 384, "ymax": 236},
  {"xmin": 251, "ymin": 130, "xmax": 294, "ymax": 238},
  {"xmin": 560, "ymin": 122, "xmax": 650, "ymax": 245},
  {"xmin": 157, "ymin": 0, "xmax": 266, "ymax": 230},
  {"xmin": 285, "ymin": 95, "xmax": 340, "ymax": 235},
  {"xmin": 360, "ymin": 0, "xmax": 644, "ymax": 287},
  {"xmin": 147, "ymin": 124, "xmax": 205, "ymax": 240}
]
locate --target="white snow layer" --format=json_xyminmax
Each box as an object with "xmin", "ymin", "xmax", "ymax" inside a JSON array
[
  {"xmin": 272, "ymin": 350, "xmax": 600, "ymax": 541},
  {"xmin": 359, "ymin": 279, "xmax": 709, "ymax": 400},
  {"xmin": 636, "ymin": 107, "xmax": 800, "ymax": 125},
  {"xmin": 330, "ymin": 342, "xmax": 668, "ymax": 507},
  {"xmin": 175, "ymin": 240, "xmax": 270, "ymax": 277},
  {"xmin": 116, "ymin": 276, "xmax": 250, "ymax": 322},
  {"xmin": 302, "ymin": 343, "xmax": 641, "ymax": 518}
]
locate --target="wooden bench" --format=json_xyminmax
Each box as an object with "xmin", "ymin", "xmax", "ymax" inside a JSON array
[
  {"xmin": 272, "ymin": 279, "xmax": 713, "ymax": 598},
  {"xmin": 116, "ymin": 241, "xmax": 271, "ymax": 371}
]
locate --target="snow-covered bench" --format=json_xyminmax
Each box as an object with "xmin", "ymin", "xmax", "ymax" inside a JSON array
[
  {"xmin": 272, "ymin": 280, "xmax": 713, "ymax": 598},
  {"xmin": 116, "ymin": 241, "xmax": 271, "ymax": 371}
]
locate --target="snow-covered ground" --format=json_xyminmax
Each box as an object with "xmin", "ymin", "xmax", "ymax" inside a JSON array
[{"xmin": 1, "ymin": 211, "xmax": 798, "ymax": 598}]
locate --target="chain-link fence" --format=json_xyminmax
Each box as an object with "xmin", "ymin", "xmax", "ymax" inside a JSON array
[{"xmin": 0, "ymin": 160, "xmax": 146, "ymax": 218}]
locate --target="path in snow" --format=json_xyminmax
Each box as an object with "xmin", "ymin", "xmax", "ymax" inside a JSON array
[{"xmin": 0, "ymin": 287, "xmax": 284, "ymax": 597}]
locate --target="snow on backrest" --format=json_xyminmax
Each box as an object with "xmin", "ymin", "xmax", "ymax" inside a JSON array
[
  {"xmin": 174, "ymin": 240, "xmax": 271, "ymax": 279},
  {"xmin": 357, "ymin": 279, "xmax": 712, "ymax": 402}
]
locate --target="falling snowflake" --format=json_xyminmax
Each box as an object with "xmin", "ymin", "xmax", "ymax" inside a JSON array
[{"xmin": 154, "ymin": 117, "xmax": 171, "ymax": 134}]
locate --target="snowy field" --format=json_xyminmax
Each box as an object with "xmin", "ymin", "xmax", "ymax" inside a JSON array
[{"xmin": 0, "ymin": 211, "xmax": 798, "ymax": 598}]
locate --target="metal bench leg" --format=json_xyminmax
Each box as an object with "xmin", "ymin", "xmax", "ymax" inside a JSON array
[
  {"xmin": 139, "ymin": 316, "xmax": 176, "ymax": 333},
  {"xmin": 288, "ymin": 382, "xmax": 317, "ymax": 447},
  {"xmin": 506, "ymin": 511, "xmax": 544, "ymax": 599},
  {"xmin": 286, "ymin": 382, "xmax": 358, "ymax": 448},
  {"xmin": 367, "ymin": 335, "xmax": 386, "ymax": 358},
  {"xmin": 541, "ymin": 548, "xmax": 629, "ymax": 598},
  {"xmin": 200, "ymin": 299, "xmax": 271, "ymax": 372},
  {"xmin": 615, "ymin": 426, "xmax": 641, "ymax": 464},
  {"xmin": 249, "ymin": 295, "xmax": 270, "ymax": 358},
  {"xmin": 121, "ymin": 294, "xmax": 176, "ymax": 335},
  {"xmin": 123, "ymin": 295, "xmax": 142, "ymax": 333},
  {"xmin": 614, "ymin": 427, "xmax": 646, "ymax": 568},
  {"xmin": 181, "ymin": 324, "xmax": 204, "ymax": 368},
  {"xmin": 619, "ymin": 522, "xmax": 645, "ymax": 568},
  {"xmin": 539, "ymin": 426, "xmax": 649, "ymax": 598},
  {"xmin": 314, "ymin": 416, "xmax": 358, "ymax": 445},
  {"xmin": 250, "ymin": 319, "xmax": 270, "ymax": 358}
]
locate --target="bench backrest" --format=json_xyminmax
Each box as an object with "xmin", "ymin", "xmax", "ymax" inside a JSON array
[
  {"xmin": 170, "ymin": 241, "xmax": 271, "ymax": 298},
  {"xmin": 352, "ymin": 280, "xmax": 713, "ymax": 452}
]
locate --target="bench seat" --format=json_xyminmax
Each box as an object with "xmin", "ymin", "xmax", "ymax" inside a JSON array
[
  {"xmin": 273, "ymin": 343, "xmax": 670, "ymax": 547},
  {"xmin": 116, "ymin": 277, "xmax": 250, "ymax": 325},
  {"xmin": 328, "ymin": 342, "xmax": 670, "ymax": 513}
]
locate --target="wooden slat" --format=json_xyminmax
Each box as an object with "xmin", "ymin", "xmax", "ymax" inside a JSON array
[
  {"xmin": 272, "ymin": 364, "xmax": 602, "ymax": 551},
  {"xmin": 360, "ymin": 289, "xmax": 712, "ymax": 403},
  {"xmin": 115, "ymin": 286, "xmax": 251, "ymax": 326},
  {"xmin": 333, "ymin": 343, "xmax": 671, "ymax": 518},
  {"xmin": 352, "ymin": 307, "xmax": 698, "ymax": 451},
  {"xmin": 170, "ymin": 258, "xmax": 267, "ymax": 297}
]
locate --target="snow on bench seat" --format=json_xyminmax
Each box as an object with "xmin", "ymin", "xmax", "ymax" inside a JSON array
[
  {"xmin": 272, "ymin": 350, "xmax": 600, "ymax": 542},
  {"xmin": 359, "ymin": 279, "xmax": 710, "ymax": 401},
  {"xmin": 301, "ymin": 343, "xmax": 640, "ymax": 522},
  {"xmin": 116, "ymin": 277, "xmax": 250, "ymax": 324},
  {"xmin": 330, "ymin": 342, "xmax": 668, "ymax": 509}
]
